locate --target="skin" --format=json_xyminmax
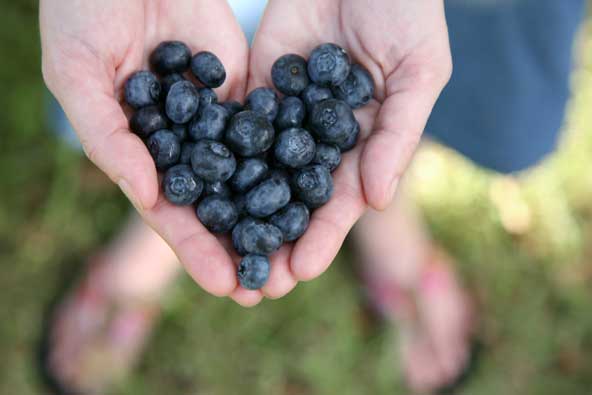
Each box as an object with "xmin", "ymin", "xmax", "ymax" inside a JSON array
[
  {"xmin": 244, "ymin": 0, "xmax": 452, "ymax": 305},
  {"xmin": 40, "ymin": 0, "xmax": 249, "ymax": 302},
  {"xmin": 40, "ymin": 0, "xmax": 451, "ymax": 307}
]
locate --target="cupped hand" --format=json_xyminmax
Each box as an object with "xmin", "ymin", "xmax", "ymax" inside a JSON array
[
  {"xmin": 238, "ymin": 0, "xmax": 452, "ymax": 305},
  {"xmin": 40, "ymin": 0, "xmax": 250, "ymax": 300}
]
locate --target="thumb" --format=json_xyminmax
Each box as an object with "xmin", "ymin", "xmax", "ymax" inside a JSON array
[
  {"xmin": 43, "ymin": 50, "xmax": 159, "ymax": 211},
  {"xmin": 360, "ymin": 61, "xmax": 451, "ymax": 210}
]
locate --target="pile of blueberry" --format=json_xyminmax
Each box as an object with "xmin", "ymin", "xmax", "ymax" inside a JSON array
[{"xmin": 125, "ymin": 41, "xmax": 374, "ymax": 290}]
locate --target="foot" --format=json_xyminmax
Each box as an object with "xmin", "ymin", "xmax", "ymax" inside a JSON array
[
  {"xmin": 47, "ymin": 256, "xmax": 160, "ymax": 394},
  {"xmin": 362, "ymin": 248, "xmax": 474, "ymax": 393}
]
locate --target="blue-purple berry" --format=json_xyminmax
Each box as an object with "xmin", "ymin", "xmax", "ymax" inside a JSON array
[
  {"xmin": 146, "ymin": 129, "xmax": 181, "ymax": 170},
  {"xmin": 188, "ymin": 103, "xmax": 229, "ymax": 141},
  {"xmin": 312, "ymin": 144, "xmax": 341, "ymax": 172},
  {"xmin": 291, "ymin": 165, "xmax": 333, "ymax": 208},
  {"xmin": 307, "ymin": 43, "xmax": 351, "ymax": 87},
  {"xmin": 274, "ymin": 128, "xmax": 316, "ymax": 168},
  {"xmin": 246, "ymin": 177, "xmax": 291, "ymax": 218},
  {"xmin": 275, "ymin": 96, "xmax": 305, "ymax": 130},
  {"xmin": 332, "ymin": 64, "xmax": 375, "ymax": 109},
  {"xmin": 191, "ymin": 51, "xmax": 226, "ymax": 88},
  {"xmin": 309, "ymin": 99, "xmax": 357, "ymax": 148},
  {"xmin": 196, "ymin": 195, "xmax": 238, "ymax": 234},
  {"xmin": 130, "ymin": 105, "xmax": 168, "ymax": 138},
  {"xmin": 301, "ymin": 83, "xmax": 333, "ymax": 112},
  {"xmin": 162, "ymin": 164, "xmax": 203, "ymax": 205},
  {"xmin": 238, "ymin": 254, "xmax": 270, "ymax": 290},
  {"xmin": 165, "ymin": 80, "xmax": 199, "ymax": 124},
  {"xmin": 229, "ymin": 158, "xmax": 269, "ymax": 193},
  {"xmin": 150, "ymin": 41, "xmax": 191, "ymax": 74},
  {"xmin": 225, "ymin": 111, "xmax": 275, "ymax": 157},
  {"xmin": 245, "ymin": 87, "xmax": 279, "ymax": 123},
  {"xmin": 124, "ymin": 71, "xmax": 161, "ymax": 109},
  {"xmin": 271, "ymin": 54, "xmax": 310, "ymax": 96},
  {"xmin": 190, "ymin": 139, "xmax": 236, "ymax": 182},
  {"xmin": 269, "ymin": 202, "xmax": 310, "ymax": 242}
]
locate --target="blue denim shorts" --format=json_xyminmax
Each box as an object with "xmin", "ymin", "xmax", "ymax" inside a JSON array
[{"xmin": 425, "ymin": 0, "xmax": 586, "ymax": 173}]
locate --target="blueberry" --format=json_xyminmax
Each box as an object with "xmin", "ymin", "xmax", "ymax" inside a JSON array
[
  {"xmin": 312, "ymin": 143, "xmax": 342, "ymax": 172},
  {"xmin": 301, "ymin": 84, "xmax": 333, "ymax": 112},
  {"xmin": 171, "ymin": 123, "xmax": 187, "ymax": 141},
  {"xmin": 271, "ymin": 54, "xmax": 310, "ymax": 96},
  {"xmin": 225, "ymin": 111, "xmax": 275, "ymax": 157},
  {"xmin": 269, "ymin": 202, "xmax": 310, "ymax": 242},
  {"xmin": 237, "ymin": 254, "xmax": 270, "ymax": 290},
  {"xmin": 307, "ymin": 43, "xmax": 351, "ymax": 87},
  {"xmin": 162, "ymin": 164, "xmax": 203, "ymax": 205},
  {"xmin": 268, "ymin": 168, "xmax": 291, "ymax": 184},
  {"xmin": 234, "ymin": 219, "xmax": 284, "ymax": 256},
  {"xmin": 332, "ymin": 64, "xmax": 375, "ymax": 109},
  {"xmin": 274, "ymin": 128, "xmax": 316, "ymax": 168},
  {"xmin": 232, "ymin": 217, "xmax": 258, "ymax": 256},
  {"xmin": 204, "ymin": 180, "xmax": 232, "ymax": 198},
  {"xmin": 130, "ymin": 105, "xmax": 168, "ymax": 138},
  {"xmin": 221, "ymin": 101, "xmax": 243, "ymax": 117},
  {"xmin": 228, "ymin": 158, "xmax": 269, "ymax": 193},
  {"xmin": 246, "ymin": 177, "xmax": 291, "ymax": 218},
  {"xmin": 146, "ymin": 129, "xmax": 181, "ymax": 170},
  {"xmin": 191, "ymin": 51, "xmax": 226, "ymax": 88},
  {"xmin": 150, "ymin": 41, "xmax": 191, "ymax": 74},
  {"xmin": 198, "ymin": 87, "xmax": 218, "ymax": 110},
  {"xmin": 196, "ymin": 195, "xmax": 238, "ymax": 234},
  {"xmin": 245, "ymin": 87, "xmax": 279, "ymax": 122},
  {"xmin": 165, "ymin": 80, "xmax": 199, "ymax": 124},
  {"xmin": 291, "ymin": 165, "xmax": 333, "ymax": 208},
  {"xmin": 266, "ymin": 151, "xmax": 288, "ymax": 170},
  {"xmin": 233, "ymin": 194, "xmax": 248, "ymax": 218},
  {"xmin": 160, "ymin": 73, "xmax": 185, "ymax": 99},
  {"xmin": 310, "ymin": 99, "xmax": 357, "ymax": 147},
  {"xmin": 124, "ymin": 71, "xmax": 161, "ymax": 109},
  {"xmin": 190, "ymin": 139, "xmax": 236, "ymax": 182},
  {"xmin": 188, "ymin": 104, "xmax": 229, "ymax": 141},
  {"xmin": 275, "ymin": 96, "xmax": 305, "ymax": 130},
  {"xmin": 179, "ymin": 142, "xmax": 196, "ymax": 165},
  {"xmin": 337, "ymin": 119, "xmax": 359, "ymax": 152}
]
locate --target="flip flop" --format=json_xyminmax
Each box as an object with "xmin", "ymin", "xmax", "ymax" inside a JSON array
[
  {"xmin": 37, "ymin": 254, "xmax": 159, "ymax": 395},
  {"xmin": 350, "ymin": 242, "xmax": 481, "ymax": 394}
]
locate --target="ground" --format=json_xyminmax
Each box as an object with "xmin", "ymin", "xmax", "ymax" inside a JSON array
[{"xmin": 2, "ymin": 1, "xmax": 592, "ymax": 394}]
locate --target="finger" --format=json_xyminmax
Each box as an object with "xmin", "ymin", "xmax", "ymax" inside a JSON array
[
  {"xmin": 229, "ymin": 288, "xmax": 264, "ymax": 307},
  {"xmin": 261, "ymin": 245, "xmax": 298, "ymax": 299},
  {"xmin": 361, "ymin": 59, "xmax": 451, "ymax": 210},
  {"xmin": 42, "ymin": 46, "xmax": 159, "ymax": 211},
  {"xmin": 143, "ymin": 195, "xmax": 237, "ymax": 297},
  {"xmin": 290, "ymin": 146, "xmax": 367, "ymax": 281}
]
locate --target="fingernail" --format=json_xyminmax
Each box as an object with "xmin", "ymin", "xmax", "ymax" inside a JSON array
[{"xmin": 118, "ymin": 179, "xmax": 143, "ymax": 212}]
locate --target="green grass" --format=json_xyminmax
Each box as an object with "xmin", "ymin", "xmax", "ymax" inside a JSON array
[{"xmin": 3, "ymin": 2, "xmax": 592, "ymax": 394}]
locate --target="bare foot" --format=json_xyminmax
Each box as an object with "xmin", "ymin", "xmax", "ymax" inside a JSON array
[
  {"xmin": 355, "ymin": 187, "xmax": 474, "ymax": 393},
  {"xmin": 47, "ymin": 256, "xmax": 161, "ymax": 394},
  {"xmin": 361, "ymin": 248, "xmax": 473, "ymax": 393}
]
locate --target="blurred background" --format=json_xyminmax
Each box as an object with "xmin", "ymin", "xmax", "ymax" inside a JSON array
[{"xmin": 3, "ymin": 1, "xmax": 592, "ymax": 394}]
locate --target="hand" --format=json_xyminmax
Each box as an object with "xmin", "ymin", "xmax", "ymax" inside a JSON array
[
  {"xmin": 41, "ymin": 0, "xmax": 250, "ymax": 300},
  {"xmin": 241, "ymin": 0, "xmax": 452, "ymax": 304}
]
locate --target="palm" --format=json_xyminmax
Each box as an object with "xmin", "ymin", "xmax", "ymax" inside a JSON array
[
  {"xmin": 243, "ymin": 0, "xmax": 451, "ymax": 303},
  {"xmin": 41, "ymin": 0, "xmax": 250, "ymax": 299}
]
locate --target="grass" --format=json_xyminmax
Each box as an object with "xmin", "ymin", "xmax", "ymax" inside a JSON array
[{"xmin": 3, "ymin": 1, "xmax": 592, "ymax": 394}]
